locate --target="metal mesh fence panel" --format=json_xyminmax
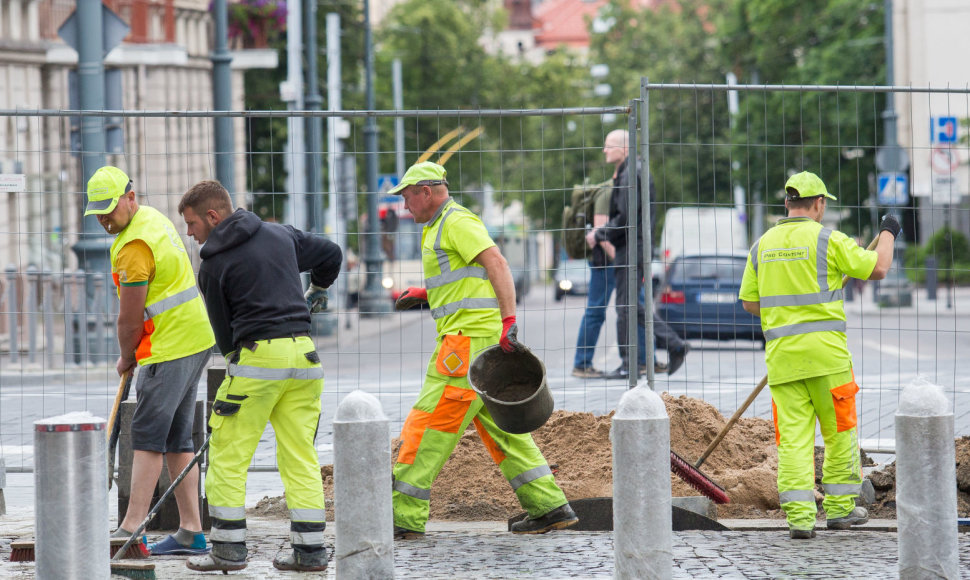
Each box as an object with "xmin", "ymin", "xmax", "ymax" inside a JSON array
[{"xmin": 0, "ymin": 85, "xmax": 967, "ymax": 472}]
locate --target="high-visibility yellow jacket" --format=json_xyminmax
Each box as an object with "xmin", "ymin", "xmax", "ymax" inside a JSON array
[
  {"xmin": 739, "ymin": 217, "xmax": 877, "ymax": 384},
  {"xmin": 421, "ymin": 199, "xmax": 500, "ymax": 337},
  {"xmin": 110, "ymin": 206, "xmax": 214, "ymax": 365}
]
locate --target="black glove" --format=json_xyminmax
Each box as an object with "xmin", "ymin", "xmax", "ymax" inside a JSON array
[{"xmin": 879, "ymin": 214, "xmax": 902, "ymax": 239}]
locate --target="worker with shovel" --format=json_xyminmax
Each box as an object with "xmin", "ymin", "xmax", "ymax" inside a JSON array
[
  {"xmin": 178, "ymin": 181, "xmax": 342, "ymax": 572},
  {"xmin": 739, "ymin": 171, "xmax": 898, "ymax": 539},
  {"xmin": 389, "ymin": 161, "xmax": 578, "ymax": 538},
  {"xmin": 85, "ymin": 166, "xmax": 215, "ymax": 555}
]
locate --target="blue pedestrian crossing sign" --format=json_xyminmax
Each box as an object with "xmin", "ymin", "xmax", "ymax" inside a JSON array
[
  {"xmin": 931, "ymin": 117, "xmax": 958, "ymax": 144},
  {"xmin": 877, "ymin": 172, "xmax": 909, "ymax": 206},
  {"xmin": 377, "ymin": 174, "xmax": 400, "ymax": 194}
]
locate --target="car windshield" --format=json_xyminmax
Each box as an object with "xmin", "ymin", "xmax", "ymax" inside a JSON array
[{"xmin": 669, "ymin": 256, "xmax": 746, "ymax": 284}]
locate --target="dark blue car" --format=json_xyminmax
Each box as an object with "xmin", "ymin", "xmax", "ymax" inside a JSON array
[{"xmin": 655, "ymin": 251, "xmax": 765, "ymax": 346}]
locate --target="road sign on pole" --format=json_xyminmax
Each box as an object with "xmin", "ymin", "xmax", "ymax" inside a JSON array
[
  {"xmin": 877, "ymin": 172, "xmax": 909, "ymax": 206},
  {"xmin": 931, "ymin": 116, "xmax": 958, "ymax": 144},
  {"xmin": 377, "ymin": 174, "xmax": 399, "ymax": 194}
]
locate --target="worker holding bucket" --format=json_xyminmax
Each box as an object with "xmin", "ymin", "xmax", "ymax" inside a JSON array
[{"xmin": 389, "ymin": 161, "xmax": 576, "ymax": 539}]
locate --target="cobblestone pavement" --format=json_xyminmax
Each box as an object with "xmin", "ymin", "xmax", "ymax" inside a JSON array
[{"xmin": 1, "ymin": 511, "xmax": 968, "ymax": 579}]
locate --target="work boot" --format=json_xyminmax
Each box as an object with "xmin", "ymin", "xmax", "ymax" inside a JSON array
[
  {"xmin": 827, "ymin": 506, "xmax": 869, "ymax": 530},
  {"xmin": 667, "ymin": 343, "xmax": 690, "ymax": 376},
  {"xmin": 273, "ymin": 545, "xmax": 328, "ymax": 571},
  {"xmin": 393, "ymin": 525, "xmax": 425, "ymax": 540},
  {"xmin": 789, "ymin": 528, "xmax": 816, "ymax": 539},
  {"xmin": 186, "ymin": 542, "xmax": 247, "ymax": 572},
  {"xmin": 510, "ymin": 503, "xmax": 579, "ymax": 534}
]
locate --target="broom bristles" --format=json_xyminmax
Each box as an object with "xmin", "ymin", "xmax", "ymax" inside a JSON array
[{"xmin": 670, "ymin": 450, "xmax": 730, "ymax": 504}]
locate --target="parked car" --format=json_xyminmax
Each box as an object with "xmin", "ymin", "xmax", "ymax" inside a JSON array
[
  {"xmin": 553, "ymin": 259, "xmax": 590, "ymax": 301},
  {"xmin": 655, "ymin": 251, "xmax": 764, "ymax": 345}
]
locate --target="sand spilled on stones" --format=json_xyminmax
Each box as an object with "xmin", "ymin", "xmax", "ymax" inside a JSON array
[{"xmin": 250, "ymin": 394, "xmax": 970, "ymax": 522}]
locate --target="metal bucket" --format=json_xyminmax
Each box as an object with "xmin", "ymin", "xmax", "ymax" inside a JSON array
[{"xmin": 468, "ymin": 344, "xmax": 553, "ymax": 434}]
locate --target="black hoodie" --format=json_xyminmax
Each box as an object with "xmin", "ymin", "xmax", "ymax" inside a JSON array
[{"xmin": 198, "ymin": 209, "xmax": 342, "ymax": 354}]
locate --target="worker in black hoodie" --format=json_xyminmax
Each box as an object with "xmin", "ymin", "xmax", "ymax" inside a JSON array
[{"xmin": 177, "ymin": 180, "xmax": 341, "ymax": 573}]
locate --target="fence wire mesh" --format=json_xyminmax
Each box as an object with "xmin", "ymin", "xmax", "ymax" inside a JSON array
[{"xmin": 0, "ymin": 83, "xmax": 967, "ymax": 472}]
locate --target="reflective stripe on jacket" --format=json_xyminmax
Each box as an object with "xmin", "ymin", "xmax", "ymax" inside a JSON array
[
  {"xmin": 110, "ymin": 206, "xmax": 215, "ymax": 364},
  {"xmin": 748, "ymin": 217, "xmax": 851, "ymax": 384},
  {"xmin": 422, "ymin": 200, "xmax": 500, "ymax": 337}
]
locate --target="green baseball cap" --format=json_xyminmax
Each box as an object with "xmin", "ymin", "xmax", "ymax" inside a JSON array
[
  {"xmin": 85, "ymin": 166, "xmax": 133, "ymax": 216},
  {"xmin": 785, "ymin": 171, "xmax": 837, "ymax": 201},
  {"xmin": 388, "ymin": 161, "xmax": 448, "ymax": 195}
]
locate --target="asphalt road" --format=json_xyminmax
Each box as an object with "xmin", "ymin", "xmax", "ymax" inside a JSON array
[{"xmin": 2, "ymin": 282, "xmax": 969, "ymax": 471}]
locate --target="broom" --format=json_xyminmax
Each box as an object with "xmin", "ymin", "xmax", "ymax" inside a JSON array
[
  {"xmin": 111, "ymin": 435, "xmax": 211, "ymax": 565},
  {"xmin": 692, "ymin": 233, "xmax": 883, "ymax": 471}
]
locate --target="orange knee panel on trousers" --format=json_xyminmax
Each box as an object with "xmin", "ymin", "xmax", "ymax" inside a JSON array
[{"xmin": 397, "ymin": 384, "xmax": 476, "ymax": 465}]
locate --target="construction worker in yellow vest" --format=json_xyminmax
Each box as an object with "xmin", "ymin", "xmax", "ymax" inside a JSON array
[
  {"xmin": 739, "ymin": 171, "xmax": 899, "ymax": 539},
  {"xmin": 388, "ymin": 161, "xmax": 578, "ymax": 538},
  {"xmin": 85, "ymin": 166, "xmax": 215, "ymax": 555}
]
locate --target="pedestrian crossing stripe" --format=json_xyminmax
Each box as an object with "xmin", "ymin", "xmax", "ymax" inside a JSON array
[{"xmin": 443, "ymin": 352, "xmax": 464, "ymax": 374}]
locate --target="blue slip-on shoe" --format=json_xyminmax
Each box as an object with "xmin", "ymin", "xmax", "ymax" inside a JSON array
[{"xmin": 149, "ymin": 533, "xmax": 210, "ymax": 556}]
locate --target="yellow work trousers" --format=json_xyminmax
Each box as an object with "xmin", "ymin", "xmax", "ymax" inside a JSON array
[
  {"xmin": 206, "ymin": 336, "xmax": 326, "ymax": 548},
  {"xmin": 392, "ymin": 334, "xmax": 568, "ymax": 533},
  {"xmin": 770, "ymin": 369, "xmax": 862, "ymax": 531}
]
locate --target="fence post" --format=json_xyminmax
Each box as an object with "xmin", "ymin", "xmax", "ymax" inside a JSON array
[
  {"xmin": 93, "ymin": 273, "xmax": 106, "ymax": 363},
  {"xmin": 76, "ymin": 270, "xmax": 89, "ymax": 365},
  {"xmin": 26, "ymin": 264, "xmax": 38, "ymax": 364},
  {"xmin": 5, "ymin": 265, "xmax": 18, "ymax": 364},
  {"xmin": 334, "ymin": 390, "xmax": 394, "ymax": 577},
  {"xmin": 63, "ymin": 272, "xmax": 76, "ymax": 367},
  {"xmin": 43, "ymin": 272, "xmax": 55, "ymax": 368},
  {"xmin": 896, "ymin": 379, "xmax": 959, "ymax": 579},
  {"xmin": 612, "ymin": 385, "xmax": 672, "ymax": 579},
  {"xmin": 926, "ymin": 256, "xmax": 937, "ymax": 300}
]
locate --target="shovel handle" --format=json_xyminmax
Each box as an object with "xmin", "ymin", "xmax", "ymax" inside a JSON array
[{"xmin": 694, "ymin": 233, "xmax": 883, "ymax": 469}]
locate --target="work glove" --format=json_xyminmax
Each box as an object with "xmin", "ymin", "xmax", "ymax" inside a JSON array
[
  {"xmin": 500, "ymin": 315, "xmax": 521, "ymax": 353},
  {"xmin": 305, "ymin": 284, "xmax": 329, "ymax": 313},
  {"xmin": 395, "ymin": 287, "xmax": 428, "ymax": 311},
  {"xmin": 879, "ymin": 214, "xmax": 902, "ymax": 239}
]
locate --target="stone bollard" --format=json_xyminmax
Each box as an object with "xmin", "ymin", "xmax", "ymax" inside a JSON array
[
  {"xmin": 896, "ymin": 378, "xmax": 958, "ymax": 579},
  {"xmin": 34, "ymin": 412, "xmax": 109, "ymax": 579},
  {"xmin": 612, "ymin": 385, "xmax": 672, "ymax": 579},
  {"xmin": 334, "ymin": 390, "xmax": 394, "ymax": 578}
]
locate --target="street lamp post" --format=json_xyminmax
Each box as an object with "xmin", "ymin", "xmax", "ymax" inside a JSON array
[{"xmin": 358, "ymin": 0, "xmax": 391, "ymax": 316}]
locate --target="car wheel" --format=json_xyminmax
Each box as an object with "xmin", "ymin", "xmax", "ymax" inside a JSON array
[
  {"xmin": 554, "ymin": 289, "xmax": 564, "ymax": 301},
  {"xmin": 759, "ymin": 338, "xmax": 767, "ymax": 350}
]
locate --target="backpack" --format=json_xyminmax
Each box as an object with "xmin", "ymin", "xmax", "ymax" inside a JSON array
[{"xmin": 561, "ymin": 179, "xmax": 612, "ymax": 260}]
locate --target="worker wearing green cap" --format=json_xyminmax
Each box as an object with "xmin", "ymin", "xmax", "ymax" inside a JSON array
[
  {"xmin": 86, "ymin": 165, "xmax": 215, "ymax": 556},
  {"xmin": 739, "ymin": 170, "xmax": 899, "ymax": 539},
  {"xmin": 388, "ymin": 161, "xmax": 578, "ymax": 538}
]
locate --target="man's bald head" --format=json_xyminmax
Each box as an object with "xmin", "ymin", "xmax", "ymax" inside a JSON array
[{"xmin": 604, "ymin": 129, "xmax": 629, "ymax": 166}]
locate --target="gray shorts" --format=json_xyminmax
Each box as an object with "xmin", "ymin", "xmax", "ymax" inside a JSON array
[{"xmin": 131, "ymin": 349, "xmax": 209, "ymax": 453}]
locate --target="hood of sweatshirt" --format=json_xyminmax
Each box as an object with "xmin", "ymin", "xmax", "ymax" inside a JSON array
[{"xmin": 200, "ymin": 208, "xmax": 262, "ymax": 259}]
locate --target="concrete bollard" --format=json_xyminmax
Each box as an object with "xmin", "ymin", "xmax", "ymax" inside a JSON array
[
  {"xmin": 896, "ymin": 378, "xmax": 958, "ymax": 579},
  {"xmin": 34, "ymin": 412, "xmax": 109, "ymax": 579},
  {"xmin": 612, "ymin": 385, "xmax": 672, "ymax": 580},
  {"xmin": 334, "ymin": 390, "xmax": 393, "ymax": 578}
]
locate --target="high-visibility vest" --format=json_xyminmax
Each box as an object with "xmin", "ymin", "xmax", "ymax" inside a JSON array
[
  {"xmin": 422, "ymin": 199, "xmax": 500, "ymax": 337},
  {"xmin": 110, "ymin": 206, "xmax": 215, "ymax": 365},
  {"xmin": 749, "ymin": 217, "xmax": 852, "ymax": 384}
]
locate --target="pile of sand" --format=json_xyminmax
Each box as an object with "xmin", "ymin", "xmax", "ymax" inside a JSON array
[{"xmin": 251, "ymin": 394, "xmax": 970, "ymax": 522}]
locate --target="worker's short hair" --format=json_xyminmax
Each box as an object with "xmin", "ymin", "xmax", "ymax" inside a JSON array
[
  {"xmin": 785, "ymin": 194, "xmax": 822, "ymax": 211},
  {"xmin": 179, "ymin": 180, "xmax": 233, "ymax": 217}
]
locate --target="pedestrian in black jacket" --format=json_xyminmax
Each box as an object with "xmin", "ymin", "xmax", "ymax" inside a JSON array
[
  {"xmin": 177, "ymin": 180, "xmax": 340, "ymax": 573},
  {"xmin": 593, "ymin": 129, "xmax": 690, "ymax": 379}
]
